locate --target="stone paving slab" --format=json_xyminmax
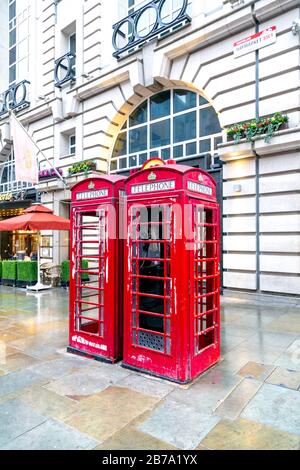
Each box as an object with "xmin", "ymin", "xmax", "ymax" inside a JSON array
[
  {"xmin": 13, "ymin": 320, "xmax": 68, "ymax": 336},
  {"xmin": 80, "ymin": 362, "xmax": 131, "ymax": 382},
  {"xmin": 0, "ymin": 318, "xmax": 14, "ymax": 330},
  {"xmin": 0, "ymin": 352, "xmax": 42, "ymax": 373},
  {"xmin": 115, "ymin": 372, "xmax": 175, "ymax": 398},
  {"xmin": 220, "ymin": 324, "xmax": 257, "ymax": 339},
  {"xmin": 219, "ymin": 344, "xmax": 282, "ymax": 374},
  {"xmin": 241, "ymin": 383, "xmax": 300, "ymax": 436},
  {"xmin": 139, "ymin": 400, "xmax": 220, "ymax": 450},
  {"xmin": 0, "ymin": 399, "xmax": 47, "ymax": 447},
  {"xmin": 274, "ymin": 339, "xmax": 300, "ymax": 372},
  {"xmin": 28, "ymin": 356, "xmax": 93, "ymax": 380},
  {"xmin": 220, "ymin": 331, "xmax": 246, "ymax": 354},
  {"xmin": 230, "ymin": 313, "xmax": 275, "ymax": 328},
  {"xmin": 200, "ymin": 418, "xmax": 300, "ymax": 450},
  {"xmin": 18, "ymin": 385, "xmax": 79, "ymax": 420},
  {"xmin": 0, "ymin": 329, "xmax": 24, "ymax": 343},
  {"xmin": 265, "ymin": 314, "xmax": 300, "ymax": 334},
  {"xmin": 266, "ymin": 367, "xmax": 300, "ymax": 391},
  {"xmin": 0, "ymin": 344, "xmax": 24, "ymax": 358},
  {"xmin": 63, "ymin": 386, "xmax": 159, "ymax": 443},
  {"xmin": 167, "ymin": 368, "xmax": 242, "ymax": 413},
  {"xmin": 237, "ymin": 362, "xmax": 275, "ymax": 381},
  {"xmin": 0, "ymin": 369, "xmax": 49, "ymax": 398},
  {"xmin": 215, "ymin": 378, "xmax": 262, "ymax": 420},
  {"xmin": 1, "ymin": 418, "xmax": 99, "ymax": 450},
  {"xmin": 44, "ymin": 369, "xmax": 112, "ymax": 398},
  {"xmin": 95, "ymin": 426, "xmax": 178, "ymax": 451},
  {"xmin": 240, "ymin": 331, "xmax": 298, "ymax": 352}
]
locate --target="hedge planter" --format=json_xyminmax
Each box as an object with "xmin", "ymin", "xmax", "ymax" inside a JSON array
[
  {"xmin": 16, "ymin": 261, "xmax": 38, "ymax": 288},
  {"xmin": 61, "ymin": 260, "xmax": 89, "ymax": 287},
  {"xmin": 2, "ymin": 260, "xmax": 17, "ymax": 286}
]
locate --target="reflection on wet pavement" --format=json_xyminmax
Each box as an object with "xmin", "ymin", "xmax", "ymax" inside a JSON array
[{"xmin": 0, "ymin": 286, "xmax": 299, "ymax": 450}]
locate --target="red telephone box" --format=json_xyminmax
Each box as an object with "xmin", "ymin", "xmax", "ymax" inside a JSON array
[
  {"xmin": 122, "ymin": 161, "xmax": 220, "ymax": 383},
  {"xmin": 68, "ymin": 175, "xmax": 125, "ymax": 363}
]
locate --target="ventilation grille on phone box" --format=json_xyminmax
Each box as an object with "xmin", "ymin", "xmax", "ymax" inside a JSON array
[{"xmin": 138, "ymin": 331, "xmax": 164, "ymax": 352}]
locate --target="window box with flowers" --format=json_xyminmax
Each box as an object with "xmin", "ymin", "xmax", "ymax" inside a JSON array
[
  {"xmin": 227, "ymin": 112, "xmax": 288, "ymax": 144},
  {"xmin": 68, "ymin": 161, "xmax": 97, "ymax": 176},
  {"xmin": 39, "ymin": 168, "xmax": 63, "ymax": 180}
]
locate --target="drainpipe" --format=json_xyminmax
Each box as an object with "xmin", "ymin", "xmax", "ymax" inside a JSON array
[
  {"xmin": 252, "ymin": 4, "xmax": 261, "ymax": 292},
  {"xmin": 54, "ymin": 0, "xmax": 61, "ymax": 24}
]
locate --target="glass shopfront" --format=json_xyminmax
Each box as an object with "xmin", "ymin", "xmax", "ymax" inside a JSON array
[{"xmin": 0, "ymin": 203, "xmax": 38, "ymax": 260}]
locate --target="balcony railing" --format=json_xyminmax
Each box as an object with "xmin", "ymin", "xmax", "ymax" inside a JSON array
[
  {"xmin": 0, "ymin": 80, "xmax": 30, "ymax": 118},
  {"xmin": 112, "ymin": 0, "xmax": 191, "ymax": 59},
  {"xmin": 54, "ymin": 52, "xmax": 76, "ymax": 88}
]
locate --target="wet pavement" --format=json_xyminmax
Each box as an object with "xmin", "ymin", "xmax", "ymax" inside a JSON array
[{"xmin": 0, "ymin": 286, "xmax": 299, "ymax": 450}]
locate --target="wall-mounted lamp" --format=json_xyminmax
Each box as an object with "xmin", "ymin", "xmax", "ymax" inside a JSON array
[
  {"xmin": 38, "ymin": 95, "xmax": 50, "ymax": 102},
  {"xmin": 233, "ymin": 184, "xmax": 242, "ymax": 193},
  {"xmin": 292, "ymin": 20, "xmax": 300, "ymax": 35},
  {"xmin": 223, "ymin": 0, "xmax": 244, "ymax": 8},
  {"xmin": 81, "ymin": 74, "xmax": 94, "ymax": 81}
]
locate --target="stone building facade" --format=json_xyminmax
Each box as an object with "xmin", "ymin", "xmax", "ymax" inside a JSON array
[{"xmin": 0, "ymin": 0, "xmax": 299, "ymax": 295}]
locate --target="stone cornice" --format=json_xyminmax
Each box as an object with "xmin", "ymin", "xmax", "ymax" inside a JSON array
[
  {"xmin": 19, "ymin": 105, "xmax": 53, "ymax": 126},
  {"xmin": 74, "ymin": 70, "xmax": 130, "ymax": 101}
]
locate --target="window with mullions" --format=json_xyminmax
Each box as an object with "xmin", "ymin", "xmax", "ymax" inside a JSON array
[
  {"xmin": 128, "ymin": 0, "xmax": 192, "ymax": 20},
  {"xmin": 69, "ymin": 135, "xmax": 76, "ymax": 155},
  {"xmin": 111, "ymin": 89, "xmax": 222, "ymax": 173},
  {"xmin": 127, "ymin": 1, "xmax": 192, "ymax": 38},
  {"xmin": 0, "ymin": 152, "xmax": 34, "ymax": 194},
  {"xmin": 69, "ymin": 32, "xmax": 76, "ymax": 76},
  {"xmin": 8, "ymin": 0, "xmax": 31, "ymax": 87},
  {"xmin": 9, "ymin": 0, "xmax": 17, "ymax": 85}
]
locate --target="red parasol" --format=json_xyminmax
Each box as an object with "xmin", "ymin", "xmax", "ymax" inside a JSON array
[
  {"xmin": 0, "ymin": 204, "xmax": 70, "ymax": 291},
  {"xmin": 0, "ymin": 204, "xmax": 70, "ymax": 231}
]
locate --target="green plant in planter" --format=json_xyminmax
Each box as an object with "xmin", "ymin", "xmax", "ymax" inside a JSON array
[
  {"xmin": 68, "ymin": 161, "xmax": 96, "ymax": 176},
  {"xmin": 227, "ymin": 112, "xmax": 288, "ymax": 144},
  {"xmin": 17, "ymin": 262, "xmax": 38, "ymax": 283},
  {"xmin": 61, "ymin": 260, "xmax": 70, "ymax": 285},
  {"xmin": 61, "ymin": 259, "xmax": 89, "ymax": 285},
  {"xmin": 2, "ymin": 261, "xmax": 17, "ymax": 285}
]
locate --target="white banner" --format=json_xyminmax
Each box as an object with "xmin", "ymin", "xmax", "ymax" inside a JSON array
[{"xmin": 10, "ymin": 112, "xmax": 39, "ymax": 184}]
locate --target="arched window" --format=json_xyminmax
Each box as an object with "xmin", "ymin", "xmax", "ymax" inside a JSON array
[{"xmin": 110, "ymin": 89, "xmax": 222, "ymax": 173}]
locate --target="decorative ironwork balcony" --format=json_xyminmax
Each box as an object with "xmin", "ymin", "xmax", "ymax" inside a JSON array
[
  {"xmin": 0, "ymin": 80, "xmax": 30, "ymax": 118},
  {"xmin": 112, "ymin": 0, "xmax": 191, "ymax": 59},
  {"xmin": 54, "ymin": 52, "xmax": 76, "ymax": 88}
]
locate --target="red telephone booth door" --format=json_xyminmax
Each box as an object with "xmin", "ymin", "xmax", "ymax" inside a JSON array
[
  {"xmin": 189, "ymin": 199, "xmax": 221, "ymax": 379},
  {"xmin": 123, "ymin": 197, "xmax": 185, "ymax": 382},
  {"xmin": 68, "ymin": 175, "xmax": 125, "ymax": 363},
  {"xmin": 122, "ymin": 161, "xmax": 220, "ymax": 383}
]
